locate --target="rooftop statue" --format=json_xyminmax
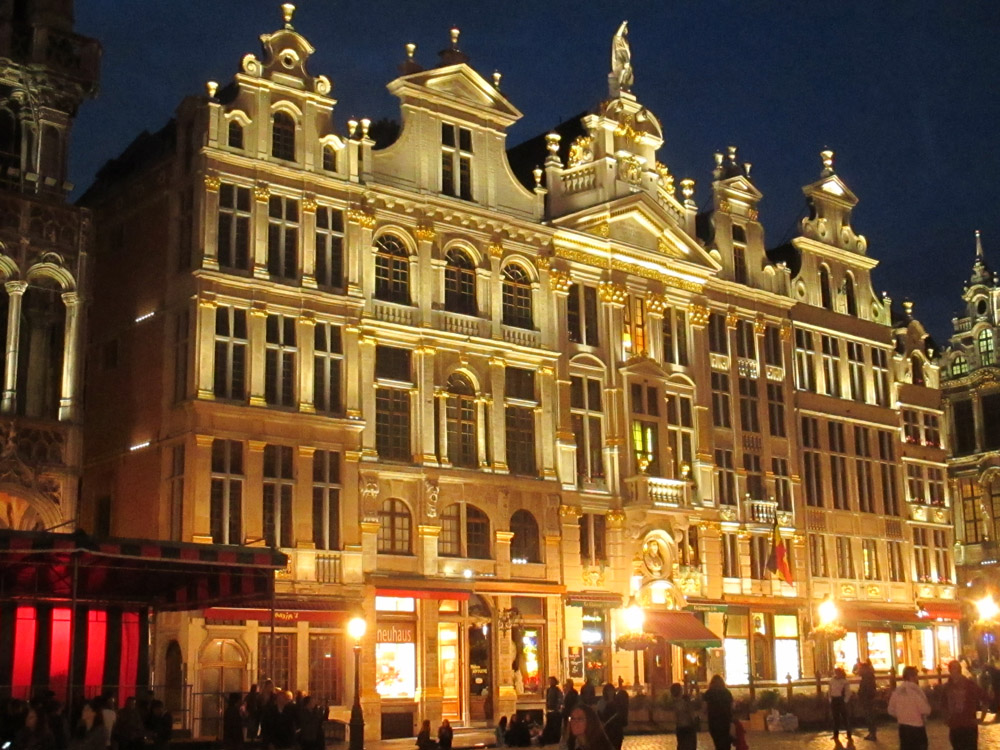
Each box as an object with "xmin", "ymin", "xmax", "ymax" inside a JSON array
[{"xmin": 611, "ymin": 21, "xmax": 634, "ymax": 95}]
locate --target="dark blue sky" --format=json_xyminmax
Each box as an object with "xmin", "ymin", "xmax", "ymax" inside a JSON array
[{"xmin": 72, "ymin": 1, "xmax": 1000, "ymax": 343}]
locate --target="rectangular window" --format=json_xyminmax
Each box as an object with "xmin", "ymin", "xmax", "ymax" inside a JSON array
[
  {"xmin": 506, "ymin": 367, "xmax": 536, "ymax": 400},
  {"xmin": 506, "ymin": 406, "xmax": 536, "ymax": 476},
  {"xmin": 862, "ymin": 539, "xmax": 881, "ymax": 580},
  {"xmin": 267, "ymin": 195, "xmax": 299, "ymax": 280},
  {"xmin": 722, "ymin": 533, "xmax": 740, "ymax": 578},
  {"xmin": 308, "ymin": 634, "xmax": 343, "ymax": 705},
  {"xmin": 808, "ymin": 535, "xmax": 828, "ymax": 577},
  {"xmin": 715, "ymin": 449, "xmax": 736, "ymax": 506},
  {"xmin": 887, "ymin": 540, "xmax": 906, "ymax": 582},
  {"xmin": 213, "ymin": 306, "xmax": 247, "ymax": 401},
  {"xmin": 709, "ymin": 312, "xmax": 729, "ymax": 354},
  {"xmin": 567, "ymin": 284, "xmax": 599, "ymax": 346},
  {"xmin": 571, "ymin": 376, "xmax": 604, "ymax": 485},
  {"xmin": 903, "ymin": 409, "xmax": 920, "ymax": 444},
  {"xmin": 744, "ymin": 452, "xmax": 764, "ymax": 501},
  {"xmin": 907, "ymin": 464, "xmax": 925, "ymax": 504},
  {"xmin": 802, "ymin": 417, "xmax": 823, "ymax": 507},
  {"xmin": 315, "ymin": 206, "xmax": 345, "ymax": 289},
  {"xmin": 665, "ymin": 393, "xmax": 694, "ymax": 477},
  {"xmin": 927, "ymin": 467, "xmax": 946, "ymax": 506},
  {"xmin": 736, "ymin": 320, "xmax": 756, "ymax": 360},
  {"xmin": 878, "ymin": 431, "xmax": 900, "ymax": 516},
  {"xmin": 376, "ymin": 345, "xmax": 412, "ymax": 381},
  {"xmin": 313, "ymin": 450, "xmax": 341, "ymax": 551},
  {"xmin": 579, "ymin": 513, "xmax": 607, "ymax": 565},
  {"xmin": 263, "ymin": 444, "xmax": 294, "ymax": 548},
  {"xmin": 763, "ymin": 325, "xmax": 782, "ymax": 367},
  {"xmin": 710, "ymin": 372, "xmax": 732, "ymax": 428},
  {"xmin": 210, "ymin": 439, "xmax": 243, "ymax": 545},
  {"xmin": 622, "ymin": 296, "xmax": 647, "ymax": 357},
  {"xmin": 441, "ymin": 122, "xmax": 473, "ymax": 200},
  {"xmin": 836, "ymin": 537, "xmax": 856, "ymax": 579},
  {"xmin": 847, "ymin": 342, "xmax": 865, "ymax": 402},
  {"xmin": 766, "ymin": 383, "xmax": 785, "ymax": 437},
  {"xmin": 933, "ymin": 529, "xmax": 952, "ymax": 583},
  {"xmin": 953, "ymin": 399, "xmax": 977, "ymax": 455},
  {"xmin": 738, "ymin": 376, "xmax": 760, "ymax": 433},
  {"xmin": 961, "ymin": 478, "xmax": 983, "ymax": 544},
  {"xmin": 872, "ymin": 348, "xmax": 889, "ymax": 406},
  {"xmin": 913, "ymin": 527, "xmax": 931, "ymax": 582},
  {"xmin": 794, "ymin": 328, "xmax": 816, "ymax": 392},
  {"xmin": 259, "ymin": 634, "xmax": 295, "ymax": 694},
  {"xmin": 924, "ymin": 414, "xmax": 941, "ymax": 448},
  {"xmin": 733, "ymin": 245, "xmax": 748, "ymax": 285},
  {"xmin": 376, "ymin": 388, "xmax": 411, "ymax": 461},
  {"xmin": 662, "ymin": 308, "xmax": 689, "ymax": 366},
  {"xmin": 168, "ymin": 444, "xmax": 184, "ymax": 542},
  {"xmin": 265, "ymin": 314, "xmax": 297, "ymax": 407},
  {"xmin": 217, "ymin": 183, "xmax": 251, "ymax": 271},
  {"xmin": 313, "ymin": 322, "xmax": 343, "ymax": 414},
  {"xmin": 855, "ymin": 426, "xmax": 876, "ymax": 513},
  {"xmin": 173, "ymin": 308, "xmax": 189, "ymax": 403},
  {"xmin": 749, "ymin": 535, "xmax": 769, "ymax": 580},
  {"xmin": 821, "ymin": 335, "xmax": 841, "ymax": 397},
  {"xmin": 631, "ymin": 383, "xmax": 660, "ymax": 476},
  {"xmin": 829, "ymin": 422, "xmax": 849, "ymax": 510},
  {"xmin": 772, "ymin": 457, "xmax": 791, "ymax": 511}
]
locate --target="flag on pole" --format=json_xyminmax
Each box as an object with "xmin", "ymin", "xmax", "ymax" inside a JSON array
[{"xmin": 765, "ymin": 520, "xmax": 793, "ymax": 584}]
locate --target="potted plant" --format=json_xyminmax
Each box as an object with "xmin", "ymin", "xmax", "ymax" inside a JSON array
[{"xmin": 749, "ymin": 689, "xmax": 780, "ymax": 731}]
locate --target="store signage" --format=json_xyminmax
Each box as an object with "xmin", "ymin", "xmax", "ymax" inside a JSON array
[
  {"xmin": 377, "ymin": 622, "xmax": 415, "ymax": 643},
  {"xmin": 684, "ymin": 603, "xmax": 728, "ymax": 613},
  {"xmin": 204, "ymin": 608, "xmax": 342, "ymax": 624}
]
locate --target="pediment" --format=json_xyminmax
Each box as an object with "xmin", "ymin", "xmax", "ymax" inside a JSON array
[
  {"xmin": 390, "ymin": 64, "xmax": 522, "ymax": 125},
  {"xmin": 803, "ymin": 174, "xmax": 858, "ymax": 206},
  {"xmin": 720, "ymin": 176, "xmax": 763, "ymax": 202}
]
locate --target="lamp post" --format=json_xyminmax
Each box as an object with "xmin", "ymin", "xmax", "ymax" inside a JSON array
[
  {"xmin": 348, "ymin": 616, "xmax": 367, "ymax": 750},
  {"xmin": 975, "ymin": 594, "xmax": 999, "ymax": 661},
  {"xmin": 811, "ymin": 596, "xmax": 844, "ymax": 675},
  {"xmin": 623, "ymin": 601, "xmax": 646, "ymax": 687}
]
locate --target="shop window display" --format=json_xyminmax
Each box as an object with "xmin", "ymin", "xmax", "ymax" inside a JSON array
[
  {"xmin": 866, "ymin": 632, "xmax": 892, "ymax": 672},
  {"xmin": 375, "ymin": 642, "xmax": 416, "ymax": 698}
]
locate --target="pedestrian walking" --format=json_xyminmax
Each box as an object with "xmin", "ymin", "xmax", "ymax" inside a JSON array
[
  {"xmin": 829, "ymin": 667, "xmax": 854, "ymax": 747},
  {"xmin": 542, "ymin": 677, "xmax": 563, "ymax": 745},
  {"xmin": 669, "ymin": 683, "xmax": 699, "ymax": 750},
  {"xmin": 703, "ymin": 674, "xmax": 734, "ymax": 750},
  {"xmin": 612, "ymin": 682, "xmax": 629, "ymax": 744},
  {"xmin": 945, "ymin": 659, "xmax": 982, "ymax": 750},
  {"xmin": 11, "ymin": 708, "xmax": 55, "ymax": 750},
  {"xmin": 854, "ymin": 659, "xmax": 878, "ymax": 741},
  {"xmin": 887, "ymin": 666, "xmax": 931, "ymax": 750}
]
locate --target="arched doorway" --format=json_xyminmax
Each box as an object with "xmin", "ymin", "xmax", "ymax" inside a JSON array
[
  {"xmin": 197, "ymin": 638, "xmax": 245, "ymax": 738},
  {"xmin": 164, "ymin": 641, "xmax": 183, "ymax": 715}
]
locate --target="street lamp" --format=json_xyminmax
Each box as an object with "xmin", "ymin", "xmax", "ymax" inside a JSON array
[
  {"xmin": 975, "ymin": 594, "xmax": 999, "ymax": 660},
  {"xmin": 810, "ymin": 597, "xmax": 845, "ymax": 674},
  {"xmin": 817, "ymin": 597, "xmax": 839, "ymax": 628},
  {"xmin": 348, "ymin": 616, "xmax": 367, "ymax": 750},
  {"xmin": 615, "ymin": 600, "xmax": 649, "ymax": 687}
]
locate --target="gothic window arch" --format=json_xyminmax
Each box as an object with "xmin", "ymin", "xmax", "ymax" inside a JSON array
[
  {"xmin": 271, "ymin": 111, "xmax": 296, "ymax": 161},
  {"xmin": 819, "ymin": 265, "xmax": 833, "ymax": 310},
  {"xmin": 17, "ymin": 280, "xmax": 66, "ymax": 419},
  {"xmin": 445, "ymin": 372, "xmax": 477, "ymax": 468},
  {"xmin": 444, "ymin": 248, "xmax": 477, "ymax": 315},
  {"xmin": 979, "ymin": 328, "xmax": 995, "ymax": 365},
  {"xmin": 439, "ymin": 502, "xmax": 491, "ymax": 559},
  {"xmin": 502, "ymin": 263, "xmax": 533, "ymax": 329},
  {"xmin": 510, "ymin": 509, "xmax": 540, "ymax": 563},
  {"xmin": 373, "ymin": 234, "xmax": 411, "ymax": 304},
  {"xmin": 951, "ymin": 355, "xmax": 969, "ymax": 377},
  {"xmin": 377, "ymin": 498, "xmax": 412, "ymax": 554},
  {"xmin": 844, "ymin": 274, "xmax": 857, "ymax": 317}
]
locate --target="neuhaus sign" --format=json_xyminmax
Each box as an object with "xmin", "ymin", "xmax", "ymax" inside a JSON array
[{"xmin": 377, "ymin": 623, "xmax": 415, "ymax": 643}]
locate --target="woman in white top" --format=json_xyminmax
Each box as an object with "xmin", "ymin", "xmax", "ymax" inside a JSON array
[
  {"xmin": 828, "ymin": 667, "xmax": 853, "ymax": 747},
  {"xmin": 888, "ymin": 666, "xmax": 931, "ymax": 750}
]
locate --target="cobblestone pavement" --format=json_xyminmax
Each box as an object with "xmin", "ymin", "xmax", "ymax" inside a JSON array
[{"xmin": 619, "ymin": 721, "xmax": 1000, "ymax": 749}]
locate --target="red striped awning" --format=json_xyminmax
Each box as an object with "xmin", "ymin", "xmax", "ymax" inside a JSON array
[
  {"xmin": 0, "ymin": 529, "xmax": 287, "ymax": 611},
  {"xmin": 645, "ymin": 610, "xmax": 722, "ymax": 648}
]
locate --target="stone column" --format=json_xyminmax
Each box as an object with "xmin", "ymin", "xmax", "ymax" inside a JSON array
[
  {"xmin": 419, "ymin": 597, "xmax": 443, "ymax": 730},
  {"xmin": 495, "ymin": 530, "xmax": 514, "ymax": 579},
  {"xmin": 294, "ymin": 445, "xmax": 315, "ymax": 549},
  {"xmin": 252, "ymin": 182, "xmax": 270, "ymax": 279},
  {"xmin": 195, "ymin": 296, "xmax": 218, "ymax": 400},
  {"xmin": 436, "ymin": 389, "xmax": 450, "ymax": 467},
  {"xmin": 488, "ymin": 357, "xmax": 508, "ymax": 472},
  {"xmin": 414, "ymin": 225, "xmax": 436, "ymax": 324},
  {"xmin": 559, "ymin": 505, "xmax": 583, "ymax": 590},
  {"xmin": 359, "ymin": 335, "xmax": 378, "ymax": 459},
  {"xmin": 248, "ymin": 303, "xmax": 267, "ymax": 407},
  {"xmin": 488, "ymin": 245, "xmax": 503, "ymax": 339},
  {"xmin": 549, "ymin": 272, "xmax": 576, "ymax": 489},
  {"xmin": 202, "ymin": 174, "xmax": 221, "ymax": 270},
  {"xmin": 476, "ymin": 396, "xmax": 490, "ymax": 469},
  {"xmin": 297, "ymin": 313, "xmax": 316, "ymax": 413},
  {"xmin": 688, "ymin": 304, "xmax": 714, "ymax": 496},
  {"xmin": 344, "ymin": 324, "xmax": 362, "ymax": 420},
  {"xmin": 301, "ymin": 195, "xmax": 318, "ymax": 289},
  {"xmin": 191, "ymin": 434, "xmax": 215, "ymax": 543},
  {"xmin": 245, "ymin": 440, "xmax": 266, "ymax": 544},
  {"xmin": 494, "ymin": 593, "xmax": 518, "ymax": 720},
  {"xmin": 58, "ymin": 291, "xmax": 82, "ymax": 422},
  {"xmin": 645, "ymin": 294, "xmax": 666, "ymax": 364},
  {"xmin": 414, "ymin": 345, "xmax": 437, "ymax": 466},
  {"xmin": 348, "ymin": 209, "xmax": 376, "ymax": 300},
  {"xmin": 418, "ymin": 524, "xmax": 440, "ymax": 577},
  {"xmin": 1, "ymin": 281, "xmax": 26, "ymax": 413},
  {"xmin": 537, "ymin": 365, "xmax": 557, "ymax": 480}
]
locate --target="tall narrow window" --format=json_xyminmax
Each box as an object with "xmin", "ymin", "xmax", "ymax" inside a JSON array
[
  {"xmin": 872, "ymin": 348, "xmax": 889, "ymax": 406},
  {"xmin": 794, "ymin": 329, "xmax": 816, "ymax": 392},
  {"xmin": 263, "ymin": 444, "xmax": 294, "ymax": 548},
  {"xmin": 579, "ymin": 513, "xmax": 607, "ymax": 565},
  {"xmin": 375, "ymin": 346, "xmax": 412, "ymax": 462},
  {"xmin": 808, "ymin": 535, "xmax": 828, "ymax": 577},
  {"xmin": 631, "ymin": 383, "xmax": 660, "ymax": 476},
  {"xmin": 444, "ymin": 248, "xmax": 477, "ymax": 315},
  {"xmin": 501, "ymin": 265, "xmax": 533, "ymax": 329},
  {"xmin": 855, "ymin": 426, "xmax": 876, "ymax": 513},
  {"xmin": 710, "ymin": 372, "xmax": 732, "ymax": 428},
  {"xmin": 272, "ymin": 111, "xmax": 296, "ymax": 161},
  {"xmin": 733, "ymin": 245, "xmax": 748, "ymax": 285},
  {"xmin": 821, "ymin": 335, "xmax": 841, "ymax": 397},
  {"xmin": 441, "ymin": 122, "xmax": 473, "ymax": 200},
  {"xmin": 836, "ymin": 538, "xmax": 856, "ymax": 579},
  {"xmin": 766, "ymin": 383, "xmax": 785, "ymax": 437},
  {"xmin": 819, "ymin": 266, "xmax": 833, "ymax": 310},
  {"xmin": 567, "ymin": 283, "xmax": 599, "ymax": 346},
  {"xmin": 802, "ymin": 417, "xmax": 823, "ymax": 507},
  {"xmin": 887, "ymin": 541, "xmax": 905, "ymax": 582},
  {"xmin": 378, "ymin": 499, "xmax": 412, "ymax": 554},
  {"xmin": 861, "ymin": 539, "xmax": 880, "ymax": 580},
  {"xmin": 722, "ymin": 533, "xmax": 740, "ymax": 578},
  {"xmin": 465, "ymin": 505, "xmax": 491, "ymax": 559},
  {"xmin": 772, "ymin": 458, "xmax": 791, "ymax": 511},
  {"xmin": 623, "ymin": 296, "xmax": 647, "ymax": 356},
  {"xmin": 665, "ymin": 392, "xmax": 694, "ymax": 477},
  {"xmin": 960, "ymin": 478, "xmax": 983, "ymax": 544},
  {"xmin": 828, "ymin": 422, "xmax": 849, "ymax": 510},
  {"xmin": 445, "ymin": 373, "xmax": 478, "ymax": 469},
  {"xmin": 267, "ymin": 196, "xmax": 299, "ymax": 280},
  {"xmin": 715, "ymin": 449, "xmax": 736, "ymax": 506},
  {"xmin": 374, "ymin": 234, "xmax": 411, "ymax": 304},
  {"xmin": 571, "ymin": 375, "xmax": 605, "ymax": 486},
  {"xmin": 265, "ymin": 314, "xmax": 297, "ymax": 407},
  {"xmin": 743, "ymin": 452, "xmax": 764, "ymax": 501},
  {"xmin": 749, "ymin": 535, "xmax": 769, "ymax": 580},
  {"xmin": 510, "ymin": 509, "xmax": 540, "ymax": 563},
  {"xmin": 763, "ymin": 325, "xmax": 783, "ymax": 367},
  {"xmin": 660, "ymin": 308, "xmax": 688, "ymax": 366},
  {"xmin": 315, "ymin": 206, "xmax": 345, "ymax": 289},
  {"xmin": 228, "ymin": 120, "xmax": 244, "ymax": 150},
  {"xmin": 844, "ymin": 275, "xmax": 857, "ymax": 316},
  {"xmin": 913, "ymin": 527, "xmax": 931, "ymax": 582},
  {"xmin": 979, "ymin": 329, "xmax": 995, "ymax": 365},
  {"xmin": 214, "ymin": 307, "xmax": 247, "ymax": 401},
  {"xmin": 735, "ymin": 320, "xmax": 756, "ymax": 360},
  {"xmin": 847, "ymin": 342, "xmax": 865, "ymax": 402},
  {"xmin": 933, "ymin": 529, "xmax": 952, "ymax": 582},
  {"xmin": 738, "ymin": 377, "xmax": 760, "ymax": 433},
  {"xmin": 322, "ymin": 145, "xmax": 337, "ymax": 172},
  {"xmin": 878, "ymin": 430, "xmax": 900, "ymax": 516},
  {"xmin": 217, "ymin": 184, "xmax": 251, "ymax": 271},
  {"xmin": 313, "ymin": 322, "xmax": 343, "ymax": 415},
  {"xmin": 439, "ymin": 503, "xmax": 491, "ymax": 559},
  {"xmin": 708, "ymin": 312, "xmax": 728, "ymax": 354},
  {"xmin": 210, "ymin": 439, "xmax": 243, "ymax": 545},
  {"xmin": 505, "ymin": 367, "xmax": 537, "ymax": 476},
  {"xmin": 313, "ymin": 450, "xmax": 340, "ymax": 551}
]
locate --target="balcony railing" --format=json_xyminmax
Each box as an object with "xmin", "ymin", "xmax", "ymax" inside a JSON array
[
  {"xmin": 625, "ymin": 475, "xmax": 689, "ymax": 507},
  {"xmin": 502, "ymin": 324, "xmax": 541, "ymax": 348},
  {"xmin": 744, "ymin": 497, "xmax": 778, "ymax": 524},
  {"xmin": 372, "ymin": 299, "xmax": 416, "ymax": 326}
]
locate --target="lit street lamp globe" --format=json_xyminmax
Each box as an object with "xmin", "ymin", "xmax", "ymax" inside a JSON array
[{"xmin": 348, "ymin": 616, "xmax": 367, "ymax": 642}]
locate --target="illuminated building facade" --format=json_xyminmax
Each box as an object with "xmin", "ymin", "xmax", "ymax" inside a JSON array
[{"xmin": 79, "ymin": 8, "xmax": 956, "ymax": 737}]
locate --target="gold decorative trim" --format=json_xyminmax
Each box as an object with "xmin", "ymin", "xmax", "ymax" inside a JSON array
[
  {"xmin": 606, "ymin": 509, "xmax": 626, "ymax": 529},
  {"xmin": 253, "ymin": 183, "xmax": 270, "ymax": 201},
  {"xmin": 688, "ymin": 303, "xmax": 710, "ymax": 326},
  {"xmin": 725, "ymin": 310, "xmax": 738, "ymax": 329},
  {"xmin": 559, "ymin": 504, "xmax": 582, "ymax": 519},
  {"xmin": 549, "ymin": 269, "xmax": 572, "ymax": 295},
  {"xmin": 203, "ymin": 174, "xmax": 221, "ymax": 192},
  {"xmin": 348, "ymin": 209, "xmax": 376, "ymax": 228},
  {"xmin": 598, "ymin": 280, "xmax": 627, "ymax": 306},
  {"xmin": 488, "ymin": 243, "xmax": 504, "ymax": 259},
  {"xmin": 646, "ymin": 293, "xmax": 668, "ymax": 315},
  {"xmin": 414, "ymin": 223, "xmax": 436, "ymax": 242},
  {"xmin": 553, "ymin": 245, "xmax": 704, "ymax": 293},
  {"xmin": 301, "ymin": 197, "xmax": 318, "ymax": 213},
  {"xmin": 754, "ymin": 315, "xmax": 767, "ymax": 336},
  {"xmin": 535, "ymin": 255, "xmax": 552, "ymax": 271},
  {"xmin": 780, "ymin": 321, "xmax": 793, "ymax": 342}
]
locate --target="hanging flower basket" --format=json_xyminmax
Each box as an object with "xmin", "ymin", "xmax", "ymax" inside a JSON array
[
  {"xmin": 809, "ymin": 623, "xmax": 847, "ymax": 642},
  {"xmin": 615, "ymin": 633, "xmax": 657, "ymax": 651}
]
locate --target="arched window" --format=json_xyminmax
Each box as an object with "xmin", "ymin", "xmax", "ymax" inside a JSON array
[
  {"xmin": 374, "ymin": 234, "xmax": 411, "ymax": 304},
  {"xmin": 819, "ymin": 266, "xmax": 833, "ymax": 310},
  {"xmin": 979, "ymin": 329, "xmax": 995, "ymax": 365},
  {"xmin": 439, "ymin": 503, "xmax": 491, "ymax": 559},
  {"xmin": 951, "ymin": 356, "xmax": 969, "ymax": 377},
  {"xmin": 377, "ymin": 499, "xmax": 411, "ymax": 554},
  {"xmin": 446, "ymin": 373, "xmax": 477, "ymax": 468},
  {"xmin": 444, "ymin": 248, "xmax": 477, "ymax": 315},
  {"xmin": 18, "ymin": 280, "xmax": 66, "ymax": 419},
  {"xmin": 510, "ymin": 509, "xmax": 540, "ymax": 563},
  {"xmin": 844, "ymin": 274, "xmax": 857, "ymax": 316},
  {"xmin": 228, "ymin": 121, "xmax": 244, "ymax": 150},
  {"xmin": 271, "ymin": 111, "xmax": 296, "ymax": 161},
  {"xmin": 322, "ymin": 145, "xmax": 337, "ymax": 172},
  {"xmin": 502, "ymin": 264, "xmax": 533, "ymax": 329}
]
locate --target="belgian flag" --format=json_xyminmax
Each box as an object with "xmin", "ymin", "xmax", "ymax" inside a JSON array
[{"xmin": 765, "ymin": 520, "xmax": 793, "ymax": 584}]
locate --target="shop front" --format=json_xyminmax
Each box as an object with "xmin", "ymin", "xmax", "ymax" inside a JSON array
[
  {"xmin": 713, "ymin": 605, "xmax": 803, "ymax": 686},
  {"xmin": 564, "ymin": 592, "xmax": 622, "ymax": 690},
  {"xmin": 643, "ymin": 609, "xmax": 722, "ymax": 690}
]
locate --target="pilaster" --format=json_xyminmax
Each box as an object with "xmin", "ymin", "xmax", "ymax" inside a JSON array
[
  {"xmin": 245, "ymin": 440, "xmax": 266, "ymax": 543},
  {"xmin": 192, "ymin": 434, "xmax": 215, "ymax": 541},
  {"xmin": 196, "ymin": 296, "xmax": 218, "ymax": 400},
  {"xmin": 58, "ymin": 291, "xmax": 82, "ymax": 421},
  {"xmin": 414, "ymin": 346, "xmax": 438, "ymax": 465},
  {"xmin": 252, "ymin": 182, "xmax": 270, "ymax": 279},
  {"xmin": 297, "ymin": 313, "xmax": 316, "ymax": 413},
  {"xmin": 248, "ymin": 303, "xmax": 267, "ymax": 407},
  {"xmin": 1, "ymin": 281, "xmax": 26, "ymax": 413},
  {"xmin": 488, "ymin": 357, "xmax": 508, "ymax": 472},
  {"xmin": 300, "ymin": 196, "xmax": 318, "ymax": 288},
  {"xmin": 201, "ymin": 174, "xmax": 221, "ymax": 270}
]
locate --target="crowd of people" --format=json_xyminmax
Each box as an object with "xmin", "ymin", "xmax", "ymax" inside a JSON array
[
  {"xmin": 0, "ymin": 692, "xmax": 172, "ymax": 750},
  {"xmin": 227, "ymin": 681, "xmax": 329, "ymax": 750}
]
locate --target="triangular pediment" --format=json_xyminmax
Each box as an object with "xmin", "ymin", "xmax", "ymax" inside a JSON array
[
  {"xmin": 720, "ymin": 176, "xmax": 763, "ymax": 202},
  {"xmin": 389, "ymin": 63, "xmax": 522, "ymax": 126},
  {"xmin": 803, "ymin": 174, "xmax": 858, "ymax": 206}
]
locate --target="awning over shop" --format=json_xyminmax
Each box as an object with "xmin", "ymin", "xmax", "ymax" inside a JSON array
[
  {"xmin": 843, "ymin": 604, "xmax": 935, "ymax": 630},
  {"xmin": 645, "ymin": 610, "xmax": 722, "ymax": 648},
  {"xmin": 0, "ymin": 529, "xmax": 287, "ymax": 611},
  {"xmin": 920, "ymin": 602, "xmax": 962, "ymax": 621},
  {"xmin": 376, "ymin": 588, "xmax": 471, "ymax": 601},
  {"xmin": 565, "ymin": 591, "xmax": 623, "ymax": 608}
]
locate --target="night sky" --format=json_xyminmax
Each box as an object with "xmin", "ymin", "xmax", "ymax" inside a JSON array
[{"xmin": 72, "ymin": 1, "xmax": 1000, "ymax": 344}]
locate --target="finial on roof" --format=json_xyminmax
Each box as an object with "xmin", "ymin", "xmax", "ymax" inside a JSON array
[
  {"xmin": 744, "ymin": 163, "xmax": 752, "ymax": 178},
  {"xmin": 902, "ymin": 298, "xmax": 914, "ymax": 319},
  {"xmin": 533, "ymin": 166, "xmax": 543, "ymax": 188},
  {"xmin": 714, "ymin": 152, "xmax": 724, "ymax": 167},
  {"xmin": 451, "ymin": 27, "xmax": 460, "ymax": 47},
  {"xmin": 727, "ymin": 145, "xmax": 738, "ymax": 163},
  {"xmin": 360, "ymin": 118, "xmax": 371, "ymax": 138},
  {"xmin": 438, "ymin": 26, "xmax": 469, "ymax": 66},
  {"xmin": 545, "ymin": 132, "xmax": 562, "ymax": 167},
  {"xmin": 281, "ymin": 3, "xmax": 295, "ymax": 29},
  {"xmin": 609, "ymin": 21, "xmax": 634, "ymax": 97},
  {"xmin": 347, "ymin": 119, "xmax": 358, "ymax": 138},
  {"xmin": 406, "ymin": 43, "xmax": 416, "ymax": 60},
  {"xmin": 492, "ymin": 71, "xmax": 502, "ymax": 90},
  {"xmin": 820, "ymin": 149, "xmax": 835, "ymax": 177},
  {"xmin": 976, "ymin": 229, "xmax": 984, "ymax": 259},
  {"xmin": 680, "ymin": 178, "xmax": 695, "ymax": 206},
  {"xmin": 206, "ymin": 81, "xmax": 218, "ymax": 99}
]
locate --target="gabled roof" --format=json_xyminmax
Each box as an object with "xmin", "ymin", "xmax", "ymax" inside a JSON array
[
  {"xmin": 802, "ymin": 173, "xmax": 858, "ymax": 207},
  {"xmin": 387, "ymin": 63, "xmax": 522, "ymax": 128}
]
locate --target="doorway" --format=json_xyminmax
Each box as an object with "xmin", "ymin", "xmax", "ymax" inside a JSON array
[
  {"xmin": 438, "ymin": 622, "xmax": 462, "ymax": 721},
  {"xmin": 197, "ymin": 639, "xmax": 245, "ymax": 738}
]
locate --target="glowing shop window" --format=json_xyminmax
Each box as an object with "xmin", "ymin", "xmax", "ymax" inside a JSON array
[
  {"xmin": 723, "ymin": 638, "xmax": 749, "ymax": 685},
  {"xmin": 518, "ymin": 627, "xmax": 541, "ymax": 693},
  {"xmin": 375, "ymin": 596, "xmax": 415, "ymax": 613},
  {"xmin": 438, "ymin": 623, "xmax": 459, "ymax": 703},
  {"xmin": 833, "ymin": 632, "xmax": 858, "ymax": 671},
  {"xmin": 937, "ymin": 626, "xmax": 957, "ymax": 668},
  {"xmin": 920, "ymin": 629, "xmax": 936, "ymax": 672},
  {"xmin": 866, "ymin": 632, "xmax": 892, "ymax": 672},
  {"xmin": 774, "ymin": 639, "xmax": 800, "ymax": 681},
  {"xmin": 438, "ymin": 599, "xmax": 460, "ymax": 613},
  {"xmin": 375, "ymin": 642, "xmax": 416, "ymax": 698},
  {"xmin": 773, "ymin": 615, "xmax": 798, "ymax": 638}
]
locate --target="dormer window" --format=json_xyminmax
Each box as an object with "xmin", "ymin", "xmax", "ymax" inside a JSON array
[
  {"xmin": 272, "ymin": 111, "xmax": 296, "ymax": 161},
  {"xmin": 819, "ymin": 266, "xmax": 833, "ymax": 310},
  {"xmin": 322, "ymin": 145, "xmax": 337, "ymax": 172},
  {"xmin": 951, "ymin": 356, "xmax": 969, "ymax": 377},
  {"xmin": 228, "ymin": 121, "xmax": 244, "ymax": 150},
  {"xmin": 441, "ymin": 122, "xmax": 472, "ymax": 200},
  {"xmin": 976, "ymin": 298, "xmax": 989, "ymax": 317},
  {"xmin": 844, "ymin": 274, "xmax": 857, "ymax": 317},
  {"xmin": 978, "ymin": 329, "xmax": 995, "ymax": 365}
]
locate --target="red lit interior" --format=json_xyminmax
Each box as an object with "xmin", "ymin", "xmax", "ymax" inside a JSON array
[
  {"xmin": 49, "ymin": 607, "xmax": 72, "ymax": 698},
  {"xmin": 12, "ymin": 607, "xmax": 37, "ymax": 699},
  {"xmin": 84, "ymin": 610, "xmax": 107, "ymax": 694}
]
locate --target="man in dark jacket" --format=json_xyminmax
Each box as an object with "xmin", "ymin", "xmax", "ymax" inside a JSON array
[
  {"xmin": 561, "ymin": 680, "xmax": 579, "ymax": 738},
  {"xmin": 542, "ymin": 677, "xmax": 562, "ymax": 744},
  {"xmin": 946, "ymin": 660, "xmax": 982, "ymax": 750}
]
